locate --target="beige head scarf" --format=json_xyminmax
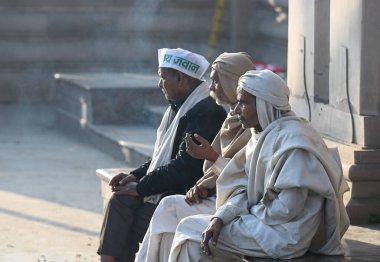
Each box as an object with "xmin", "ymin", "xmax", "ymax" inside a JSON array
[
  {"xmin": 199, "ymin": 53, "xmax": 256, "ymax": 188},
  {"xmin": 238, "ymin": 69, "xmax": 293, "ymax": 130},
  {"xmin": 212, "ymin": 52, "xmax": 256, "ymax": 104}
]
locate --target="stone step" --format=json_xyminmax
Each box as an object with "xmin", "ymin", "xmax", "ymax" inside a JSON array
[
  {"xmin": 54, "ymin": 72, "xmax": 161, "ymax": 166},
  {"xmin": 54, "ymin": 73, "xmax": 166, "ymax": 125},
  {"xmin": 56, "ymin": 107, "xmax": 156, "ymax": 166},
  {"xmin": 0, "ymin": 2, "xmax": 217, "ymax": 71},
  {"xmin": 89, "ymin": 124, "xmax": 156, "ymax": 166},
  {"xmin": 0, "ymin": 0, "xmax": 215, "ymax": 10},
  {"xmin": 0, "ymin": 37, "xmax": 210, "ymax": 64},
  {"xmin": 0, "ymin": 0, "xmax": 289, "ymax": 103},
  {"xmin": 0, "ymin": 9, "xmax": 214, "ymax": 39}
]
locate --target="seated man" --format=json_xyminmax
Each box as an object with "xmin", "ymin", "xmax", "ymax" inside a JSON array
[
  {"xmin": 97, "ymin": 48, "xmax": 227, "ymax": 262},
  {"xmin": 135, "ymin": 52, "xmax": 256, "ymax": 262},
  {"xmin": 169, "ymin": 69, "xmax": 350, "ymax": 261}
]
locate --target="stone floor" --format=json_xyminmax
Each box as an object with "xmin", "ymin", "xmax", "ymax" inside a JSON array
[
  {"xmin": 0, "ymin": 104, "xmax": 126, "ymax": 261},
  {"xmin": 0, "ymin": 103, "xmax": 379, "ymax": 262},
  {"xmin": 247, "ymin": 223, "xmax": 380, "ymax": 261}
]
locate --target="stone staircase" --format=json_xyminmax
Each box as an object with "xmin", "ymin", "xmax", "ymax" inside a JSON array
[
  {"xmin": 54, "ymin": 72, "xmax": 166, "ymax": 166},
  {"xmin": 53, "ymin": 72, "xmax": 181, "ymax": 210},
  {"xmin": 0, "ymin": 0, "xmax": 289, "ymax": 103},
  {"xmin": 0, "ymin": 0, "xmax": 217, "ymax": 102}
]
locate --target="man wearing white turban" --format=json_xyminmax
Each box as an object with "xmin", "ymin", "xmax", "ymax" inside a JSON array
[
  {"xmin": 135, "ymin": 52, "xmax": 256, "ymax": 262},
  {"xmin": 168, "ymin": 69, "xmax": 350, "ymax": 261}
]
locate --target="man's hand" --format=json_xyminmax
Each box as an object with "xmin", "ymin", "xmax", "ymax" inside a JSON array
[
  {"xmin": 201, "ymin": 217, "xmax": 223, "ymax": 258},
  {"xmin": 185, "ymin": 133, "xmax": 219, "ymax": 162},
  {"xmin": 112, "ymin": 182, "xmax": 139, "ymax": 197},
  {"xmin": 109, "ymin": 173, "xmax": 137, "ymax": 187},
  {"xmin": 119, "ymin": 174, "xmax": 137, "ymax": 185},
  {"xmin": 185, "ymin": 185, "xmax": 209, "ymax": 205}
]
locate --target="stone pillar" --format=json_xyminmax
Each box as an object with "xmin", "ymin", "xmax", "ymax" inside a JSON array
[
  {"xmin": 288, "ymin": 0, "xmax": 380, "ymax": 224},
  {"xmin": 288, "ymin": 0, "xmax": 330, "ymax": 120}
]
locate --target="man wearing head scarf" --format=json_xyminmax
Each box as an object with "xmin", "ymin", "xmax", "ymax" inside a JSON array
[
  {"xmin": 168, "ymin": 69, "xmax": 350, "ymax": 261},
  {"xmin": 135, "ymin": 52, "xmax": 256, "ymax": 262},
  {"xmin": 97, "ymin": 48, "xmax": 227, "ymax": 262}
]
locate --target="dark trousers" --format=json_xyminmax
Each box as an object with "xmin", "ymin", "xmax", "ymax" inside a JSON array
[{"xmin": 98, "ymin": 194, "xmax": 157, "ymax": 262}]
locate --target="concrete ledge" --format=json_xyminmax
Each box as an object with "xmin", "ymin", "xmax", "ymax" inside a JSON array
[
  {"xmin": 54, "ymin": 73, "xmax": 165, "ymax": 125},
  {"xmin": 96, "ymin": 167, "xmax": 134, "ymax": 210}
]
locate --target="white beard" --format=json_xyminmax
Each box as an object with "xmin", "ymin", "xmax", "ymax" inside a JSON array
[{"xmin": 210, "ymin": 91, "xmax": 228, "ymax": 105}]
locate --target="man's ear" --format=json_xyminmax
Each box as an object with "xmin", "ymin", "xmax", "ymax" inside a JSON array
[{"xmin": 176, "ymin": 71, "xmax": 185, "ymax": 85}]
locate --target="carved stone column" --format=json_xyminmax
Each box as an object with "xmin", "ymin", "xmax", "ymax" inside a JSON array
[{"xmin": 288, "ymin": 0, "xmax": 380, "ymax": 224}]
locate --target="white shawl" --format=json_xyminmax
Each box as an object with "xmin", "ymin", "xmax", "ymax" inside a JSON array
[
  {"xmin": 216, "ymin": 116, "xmax": 350, "ymax": 255},
  {"xmin": 145, "ymin": 82, "xmax": 210, "ymax": 203},
  {"xmin": 147, "ymin": 82, "xmax": 210, "ymax": 174}
]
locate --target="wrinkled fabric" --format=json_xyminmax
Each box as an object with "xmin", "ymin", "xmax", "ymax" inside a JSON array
[
  {"xmin": 216, "ymin": 117, "xmax": 350, "ymax": 256},
  {"xmin": 238, "ymin": 69, "xmax": 290, "ymax": 112},
  {"xmin": 145, "ymin": 82, "xmax": 210, "ymax": 203},
  {"xmin": 169, "ymin": 117, "xmax": 350, "ymax": 261},
  {"xmin": 169, "ymin": 70, "xmax": 349, "ymax": 261},
  {"xmin": 147, "ymin": 82, "xmax": 210, "ymax": 175},
  {"xmin": 238, "ymin": 69, "xmax": 292, "ymax": 130},
  {"xmin": 212, "ymin": 52, "xmax": 255, "ymax": 104},
  {"xmin": 136, "ymin": 53, "xmax": 256, "ymax": 261},
  {"xmin": 200, "ymin": 52, "xmax": 255, "ymax": 189},
  {"xmin": 135, "ymin": 195, "xmax": 216, "ymax": 262},
  {"xmin": 199, "ymin": 110, "xmax": 251, "ymax": 189}
]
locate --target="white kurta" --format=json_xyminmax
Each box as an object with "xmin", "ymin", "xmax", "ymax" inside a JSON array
[
  {"xmin": 135, "ymin": 157, "xmax": 229, "ymax": 262},
  {"xmin": 135, "ymin": 195, "xmax": 216, "ymax": 262},
  {"xmin": 169, "ymin": 117, "xmax": 350, "ymax": 261}
]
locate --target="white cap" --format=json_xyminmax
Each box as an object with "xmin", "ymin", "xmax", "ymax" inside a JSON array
[{"xmin": 158, "ymin": 48, "xmax": 209, "ymax": 80}]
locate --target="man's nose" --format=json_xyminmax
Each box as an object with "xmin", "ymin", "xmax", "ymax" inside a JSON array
[{"xmin": 209, "ymin": 82, "xmax": 215, "ymax": 91}]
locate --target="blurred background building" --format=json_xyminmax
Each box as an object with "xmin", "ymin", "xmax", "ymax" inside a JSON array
[{"xmin": 0, "ymin": 0, "xmax": 288, "ymax": 102}]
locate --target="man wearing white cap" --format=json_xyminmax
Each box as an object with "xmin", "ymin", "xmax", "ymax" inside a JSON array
[
  {"xmin": 97, "ymin": 48, "xmax": 226, "ymax": 262},
  {"xmin": 168, "ymin": 69, "xmax": 350, "ymax": 261},
  {"xmin": 135, "ymin": 52, "xmax": 256, "ymax": 262}
]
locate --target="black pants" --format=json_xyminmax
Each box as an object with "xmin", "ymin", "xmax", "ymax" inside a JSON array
[{"xmin": 98, "ymin": 194, "xmax": 157, "ymax": 262}]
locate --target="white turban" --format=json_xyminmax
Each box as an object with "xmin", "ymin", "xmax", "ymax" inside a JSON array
[{"xmin": 238, "ymin": 69, "xmax": 293, "ymax": 130}]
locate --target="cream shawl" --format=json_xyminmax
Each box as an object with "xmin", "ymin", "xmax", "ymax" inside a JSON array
[
  {"xmin": 211, "ymin": 52, "xmax": 255, "ymax": 104},
  {"xmin": 197, "ymin": 111, "xmax": 251, "ymax": 189},
  {"xmin": 216, "ymin": 116, "xmax": 350, "ymax": 255},
  {"xmin": 196, "ymin": 52, "xmax": 255, "ymax": 188}
]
